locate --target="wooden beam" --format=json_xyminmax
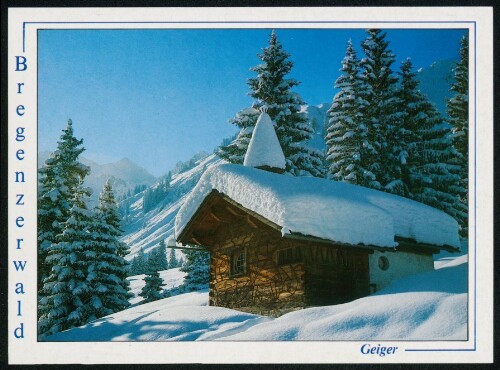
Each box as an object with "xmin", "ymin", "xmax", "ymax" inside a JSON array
[
  {"xmin": 167, "ymin": 246, "xmax": 207, "ymax": 252},
  {"xmin": 284, "ymin": 233, "xmax": 384, "ymax": 253},
  {"xmin": 192, "ymin": 236, "xmax": 204, "ymax": 246},
  {"xmin": 209, "ymin": 210, "xmax": 222, "ymax": 222},
  {"xmin": 394, "ymin": 236, "xmax": 459, "ymax": 253},
  {"xmin": 246, "ymin": 215, "xmax": 258, "ymax": 229},
  {"xmin": 225, "ymin": 206, "xmax": 243, "ymax": 217}
]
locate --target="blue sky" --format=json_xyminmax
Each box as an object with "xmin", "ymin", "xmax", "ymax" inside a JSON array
[{"xmin": 38, "ymin": 28, "xmax": 466, "ymax": 176}]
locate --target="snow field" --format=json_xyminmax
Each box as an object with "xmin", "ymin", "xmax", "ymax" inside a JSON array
[{"xmin": 46, "ymin": 253, "xmax": 467, "ymax": 341}]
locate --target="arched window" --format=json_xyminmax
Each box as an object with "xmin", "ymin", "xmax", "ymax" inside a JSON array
[{"xmin": 231, "ymin": 249, "xmax": 246, "ymax": 276}]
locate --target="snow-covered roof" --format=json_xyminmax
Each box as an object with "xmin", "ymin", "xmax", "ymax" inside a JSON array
[
  {"xmin": 243, "ymin": 112, "xmax": 286, "ymax": 170},
  {"xmin": 175, "ymin": 164, "xmax": 461, "ymax": 249}
]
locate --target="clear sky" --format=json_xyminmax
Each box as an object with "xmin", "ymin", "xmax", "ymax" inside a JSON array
[{"xmin": 38, "ymin": 28, "xmax": 467, "ymax": 176}]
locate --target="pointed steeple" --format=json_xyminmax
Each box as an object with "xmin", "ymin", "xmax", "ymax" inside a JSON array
[{"xmin": 243, "ymin": 106, "xmax": 286, "ymax": 174}]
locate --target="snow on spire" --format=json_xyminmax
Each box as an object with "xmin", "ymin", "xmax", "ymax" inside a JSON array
[{"xmin": 243, "ymin": 107, "xmax": 286, "ymax": 173}]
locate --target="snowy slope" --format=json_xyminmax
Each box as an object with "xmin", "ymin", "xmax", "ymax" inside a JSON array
[
  {"xmin": 127, "ymin": 268, "xmax": 187, "ymax": 305},
  {"xmin": 45, "ymin": 253, "xmax": 467, "ymax": 341},
  {"xmin": 121, "ymin": 153, "xmax": 221, "ymax": 259}
]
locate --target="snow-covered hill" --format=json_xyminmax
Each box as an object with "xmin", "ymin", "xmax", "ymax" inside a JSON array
[{"xmin": 45, "ymin": 253, "xmax": 467, "ymax": 341}]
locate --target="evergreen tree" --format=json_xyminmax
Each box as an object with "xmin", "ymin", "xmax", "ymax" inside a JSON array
[
  {"xmin": 179, "ymin": 248, "xmax": 210, "ymax": 292},
  {"xmin": 133, "ymin": 248, "xmax": 147, "ymax": 275},
  {"xmin": 218, "ymin": 30, "xmax": 324, "ymax": 177},
  {"xmin": 168, "ymin": 248, "xmax": 179, "ymax": 269},
  {"xmin": 146, "ymin": 248, "xmax": 160, "ymax": 273},
  {"xmin": 446, "ymin": 35, "xmax": 469, "ymax": 235},
  {"xmin": 359, "ymin": 29, "xmax": 403, "ymax": 192},
  {"xmin": 325, "ymin": 40, "xmax": 374, "ymax": 187},
  {"xmin": 38, "ymin": 119, "xmax": 89, "ymax": 291},
  {"xmin": 85, "ymin": 181, "xmax": 131, "ymax": 318},
  {"xmin": 38, "ymin": 181, "xmax": 94, "ymax": 337},
  {"xmin": 156, "ymin": 240, "xmax": 169, "ymax": 271},
  {"xmin": 129, "ymin": 255, "xmax": 140, "ymax": 276},
  {"xmin": 139, "ymin": 270, "xmax": 163, "ymax": 303},
  {"xmin": 395, "ymin": 58, "xmax": 463, "ymax": 217}
]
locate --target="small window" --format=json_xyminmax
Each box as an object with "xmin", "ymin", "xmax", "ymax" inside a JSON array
[
  {"xmin": 378, "ymin": 256, "xmax": 390, "ymax": 271},
  {"xmin": 231, "ymin": 249, "xmax": 246, "ymax": 276},
  {"xmin": 277, "ymin": 247, "xmax": 302, "ymax": 266}
]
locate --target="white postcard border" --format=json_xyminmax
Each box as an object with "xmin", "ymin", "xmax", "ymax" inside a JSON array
[{"xmin": 8, "ymin": 6, "xmax": 493, "ymax": 364}]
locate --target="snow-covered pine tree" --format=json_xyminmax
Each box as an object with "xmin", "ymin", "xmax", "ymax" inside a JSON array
[
  {"xmin": 38, "ymin": 119, "xmax": 89, "ymax": 291},
  {"xmin": 156, "ymin": 239, "xmax": 169, "ymax": 271},
  {"xmin": 129, "ymin": 256, "xmax": 139, "ymax": 275},
  {"xmin": 146, "ymin": 241, "xmax": 169, "ymax": 272},
  {"xmin": 133, "ymin": 247, "xmax": 147, "ymax": 275},
  {"xmin": 446, "ymin": 35, "xmax": 469, "ymax": 236},
  {"xmin": 168, "ymin": 248, "xmax": 179, "ymax": 269},
  {"xmin": 359, "ymin": 29, "xmax": 403, "ymax": 192},
  {"xmin": 325, "ymin": 39, "xmax": 374, "ymax": 187},
  {"xmin": 395, "ymin": 58, "xmax": 463, "ymax": 218},
  {"xmin": 179, "ymin": 248, "xmax": 209, "ymax": 292},
  {"xmin": 218, "ymin": 30, "xmax": 324, "ymax": 177},
  {"xmin": 139, "ymin": 270, "xmax": 163, "ymax": 303},
  {"xmin": 38, "ymin": 181, "xmax": 94, "ymax": 337},
  {"xmin": 85, "ymin": 181, "xmax": 131, "ymax": 319}
]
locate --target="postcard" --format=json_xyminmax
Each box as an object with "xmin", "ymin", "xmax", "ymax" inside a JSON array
[{"xmin": 7, "ymin": 6, "xmax": 493, "ymax": 364}]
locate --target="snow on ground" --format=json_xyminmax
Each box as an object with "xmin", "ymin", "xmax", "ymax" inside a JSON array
[
  {"xmin": 127, "ymin": 268, "xmax": 186, "ymax": 305},
  {"xmin": 175, "ymin": 163, "xmax": 461, "ymax": 249},
  {"xmin": 45, "ymin": 253, "xmax": 467, "ymax": 341}
]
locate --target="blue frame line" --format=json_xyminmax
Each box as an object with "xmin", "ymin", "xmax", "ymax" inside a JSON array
[{"xmin": 25, "ymin": 19, "xmax": 477, "ymax": 353}]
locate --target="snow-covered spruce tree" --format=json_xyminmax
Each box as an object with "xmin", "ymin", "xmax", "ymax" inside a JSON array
[
  {"xmin": 85, "ymin": 181, "xmax": 131, "ymax": 318},
  {"xmin": 38, "ymin": 119, "xmax": 89, "ymax": 292},
  {"xmin": 154, "ymin": 240, "xmax": 169, "ymax": 271},
  {"xmin": 218, "ymin": 30, "xmax": 324, "ymax": 177},
  {"xmin": 168, "ymin": 248, "xmax": 179, "ymax": 269},
  {"xmin": 395, "ymin": 58, "xmax": 463, "ymax": 216},
  {"xmin": 325, "ymin": 39, "xmax": 375, "ymax": 187},
  {"xmin": 179, "ymin": 248, "xmax": 209, "ymax": 292},
  {"xmin": 446, "ymin": 35, "xmax": 469, "ymax": 236},
  {"xmin": 359, "ymin": 29, "xmax": 403, "ymax": 192},
  {"xmin": 131, "ymin": 247, "xmax": 147, "ymax": 275},
  {"xmin": 38, "ymin": 181, "xmax": 94, "ymax": 337},
  {"xmin": 139, "ymin": 270, "xmax": 163, "ymax": 303}
]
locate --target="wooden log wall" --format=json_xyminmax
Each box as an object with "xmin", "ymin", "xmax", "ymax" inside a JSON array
[
  {"xmin": 209, "ymin": 226, "xmax": 307, "ymax": 316},
  {"xmin": 209, "ymin": 222, "xmax": 370, "ymax": 316}
]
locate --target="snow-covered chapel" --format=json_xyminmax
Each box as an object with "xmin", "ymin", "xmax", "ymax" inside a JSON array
[{"xmin": 175, "ymin": 110, "xmax": 461, "ymax": 316}]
